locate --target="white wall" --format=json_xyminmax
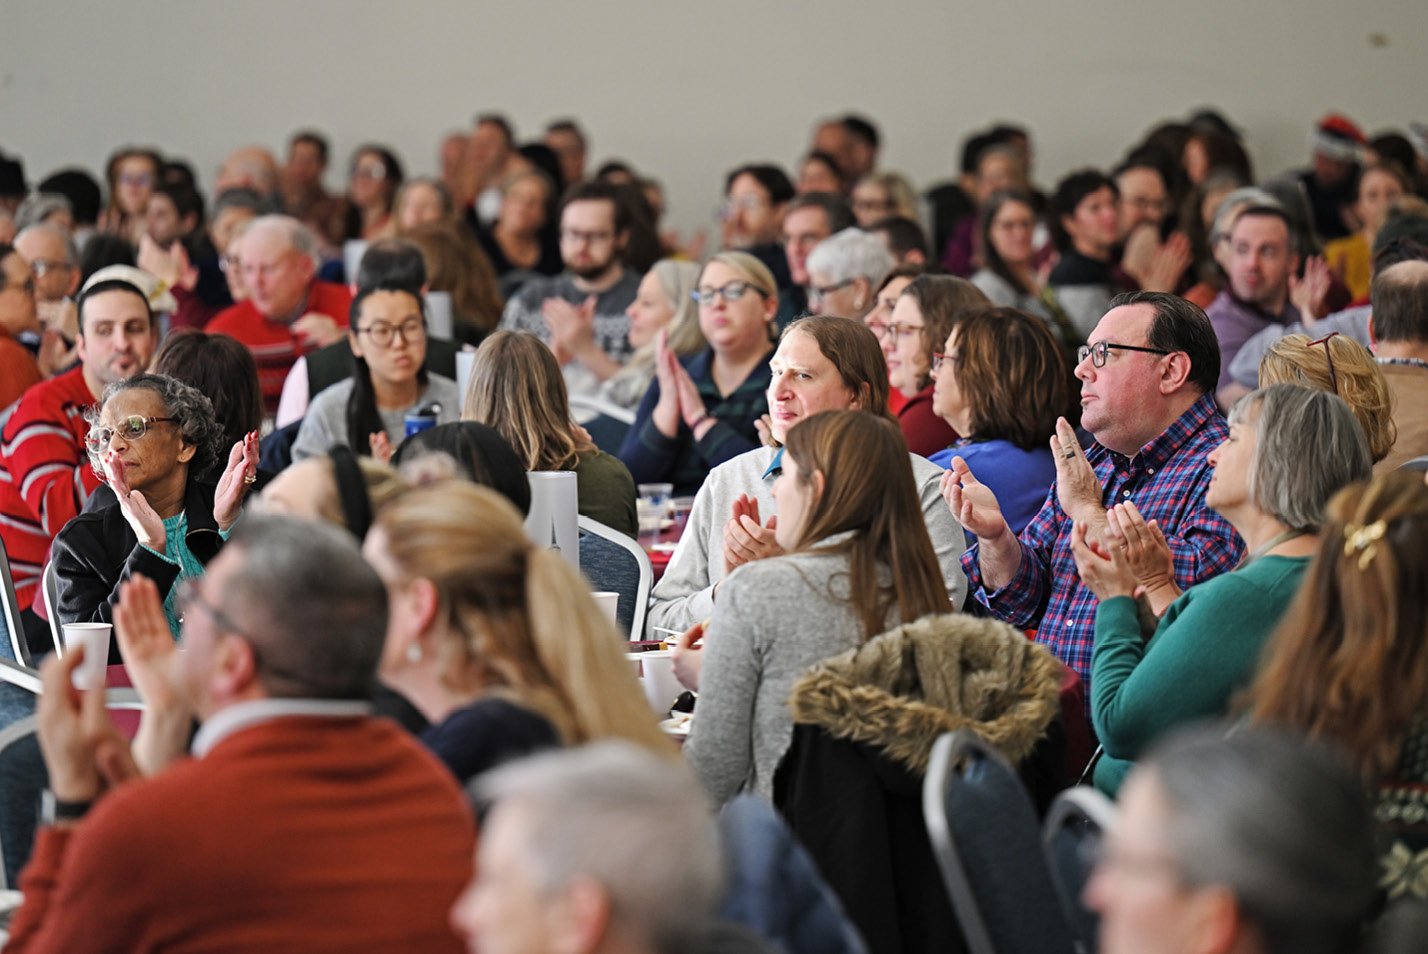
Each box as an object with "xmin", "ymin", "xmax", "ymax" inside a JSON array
[{"xmin": 1, "ymin": 0, "xmax": 1422, "ymax": 236}]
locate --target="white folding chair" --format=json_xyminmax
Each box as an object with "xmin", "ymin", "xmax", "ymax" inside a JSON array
[
  {"xmin": 0, "ymin": 537, "xmax": 33, "ymax": 669},
  {"xmin": 568, "ymin": 395, "xmax": 636, "ymax": 426},
  {"xmin": 40, "ymin": 562, "xmax": 63, "ymax": 659},
  {"xmin": 578, "ymin": 515, "xmax": 652, "ymax": 640}
]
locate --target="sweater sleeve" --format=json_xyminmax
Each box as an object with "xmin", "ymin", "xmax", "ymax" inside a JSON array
[
  {"xmin": 52, "ymin": 518, "xmax": 183, "ymax": 632},
  {"xmin": 290, "ymin": 383, "xmax": 349, "ymax": 461},
  {"xmin": 618, "ymin": 378, "xmax": 681, "ymax": 485},
  {"xmin": 646, "ymin": 478, "xmax": 721, "ymax": 636},
  {"xmin": 684, "ymin": 574, "xmax": 764, "ymax": 804}
]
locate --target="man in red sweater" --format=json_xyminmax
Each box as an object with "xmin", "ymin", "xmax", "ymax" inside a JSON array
[
  {"xmin": 0, "ymin": 271, "xmax": 157, "ymax": 650},
  {"xmin": 7, "ymin": 514, "xmax": 475, "ymax": 954},
  {"xmin": 206, "ymin": 214, "xmax": 351, "ymax": 414}
]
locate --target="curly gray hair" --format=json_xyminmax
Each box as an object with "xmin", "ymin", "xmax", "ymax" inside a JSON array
[{"xmin": 85, "ymin": 373, "xmax": 226, "ymax": 478}]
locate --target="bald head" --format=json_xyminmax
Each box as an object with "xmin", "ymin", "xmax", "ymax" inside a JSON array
[
  {"xmin": 216, "ymin": 146, "xmax": 280, "ymax": 199},
  {"xmin": 238, "ymin": 215, "xmax": 318, "ymax": 319},
  {"xmin": 1371, "ymin": 259, "xmax": 1428, "ymax": 344}
]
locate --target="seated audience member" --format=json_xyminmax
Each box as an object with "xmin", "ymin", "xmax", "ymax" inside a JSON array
[
  {"xmin": 343, "ymin": 145, "xmax": 403, "ymax": 242},
  {"xmin": 647, "ymin": 315, "xmax": 966, "ymax": 635},
  {"xmin": 1245, "ymin": 472, "xmax": 1428, "ymax": 904},
  {"xmin": 14, "ymin": 223, "xmax": 83, "ymax": 376},
  {"xmin": 1046, "ymin": 170, "xmax": 1131, "ymax": 341},
  {"xmin": 804, "ymin": 226, "xmax": 894, "ymax": 322},
  {"xmin": 1113, "ymin": 155, "xmax": 1192, "ymax": 296},
  {"xmin": 1323, "ymin": 162, "xmax": 1410, "ymax": 301},
  {"xmin": 779, "ymin": 193, "xmax": 856, "ymax": 324},
  {"xmin": 5, "ymin": 516, "xmax": 475, "ymax": 953},
  {"xmin": 796, "ymin": 151, "xmax": 846, "ymax": 196},
  {"xmin": 139, "ymin": 186, "xmax": 266, "ymax": 333},
  {"xmin": 207, "ymin": 215, "xmax": 352, "ymax": 414},
  {"xmin": 0, "ymin": 243, "xmax": 42, "ymax": 405},
  {"xmin": 619, "ymin": 252, "xmax": 776, "ymax": 496},
  {"xmin": 148, "ymin": 331, "xmax": 265, "ymax": 482},
  {"xmin": 1294, "ymin": 113, "xmax": 1365, "ymax": 242},
  {"xmin": 365, "ymin": 482, "xmax": 670, "ymax": 783},
  {"xmin": 941, "ymin": 142, "xmax": 1028, "ymax": 277},
  {"xmin": 453, "ymin": 743, "xmax": 722, "ymax": 954},
  {"xmin": 463, "ymin": 330, "xmax": 637, "ymax": 537},
  {"xmin": 849, "ymin": 172, "xmax": 919, "ymax": 228},
  {"xmin": 499, "ymin": 180, "xmax": 641, "ymax": 398},
  {"xmin": 279, "ymin": 130, "xmax": 347, "ymax": 249},
  {"xmin": 598, "ymin": 258, "xmax": 703, "ymax": 410},
  {"xmin": 1087, "ymin": 728, "xmax": 1378, "ymax": 954},
  {"xmin": 680, "ymin": 411, "xmax": 953, "ymax": 801},
  {"xmin": 390, "ymin": 421, "xmax": 531, "ymax": 514},
  {"xmin": 100, "ymin": 146, "xmax": 162, "ymax": 244},
  {"xmin": 866, "ymin": 214, "xmax": 930, "ymax": 265},
  {"xmin": 932, "ymin": 307, "xmax": 1070, "ymax": 535},
  {"xmin": 53, "ymin": 374, "xmax": 259, "ymax": 642},
  {"xmin": 1257, "ymin": 332, "xmax": 1395, "ymax": 464},
  {"xmin": 1073, "ymin": 385, "xmax": 1372, "ymax": 796},
  {"xmin": 883, "ymin": 274, "xmax": 988, "ymax": 457},
  {"xmin": 403, "ymin": 220, "xmax": 505, "ymax": 342},
  {"xmin": 1370, "ymin": 258, "xmax": 1428, "ymax": 470},
  {"xmin": 970, "ymin": 189, "xmax": 1070, "ymax": 339},
  {"xmin": 14, "ymin": 193, "xmax": 73, "ymax": 234},
  {"xmin": 865, "ymin": 263, "xmax": 927, "ymax": 415},
  {"xmin": 544, "ymin": 118, "xmax": 589, "ymax": 186},
  {"xmin": 37, "ymin": 169, "xmax": 102, "ymax": 248},
  {"xmin": 951, "ymin": 292, "xmax": 1244, "ymax": 691},
  {"xmin": 720, "ymin": 164, "xmax": 796, "ymax": 290},
  {"xmin": 392, "ymin": 177, "xmax": 453, "ymax": 234},
  {"xmin": 291, "ymin": 275, "xmax": 459, "ymax": 462},
  {"xmin": 839, "ymin": 115, "xmax": 880, "ymax": 182},
  {"xmin": 1180, "ymin": 126, "xmax": 1254, "ymax": 189},
  {"xmin": 473, "ymin": 168, "xmax": 562, "ymax": 296},
  {"xmin": 466, "ymin": 113, "xmax": 525, "ymax": 228},
  {"xmin": 1179, "ymin": 172, "xmax": 1256, "ymax": 307},
  {"xmin": 143, "ymin": 181, "xmax": 201, "ymax": 249}
]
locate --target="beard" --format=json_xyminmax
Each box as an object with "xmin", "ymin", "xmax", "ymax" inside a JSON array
[{"xmin": 571, "ymin": 257, "xmax": 617, "ymax": 282}]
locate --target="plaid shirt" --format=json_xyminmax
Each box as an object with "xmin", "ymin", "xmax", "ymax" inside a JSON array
[{"xmin": 963, "ymin": 393, "xmax": 1245, "ymax": 694}]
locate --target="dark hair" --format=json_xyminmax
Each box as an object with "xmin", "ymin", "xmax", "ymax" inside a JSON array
[
  {"xmin": 1108, "ymin": 290, "xmax": 1220, "ymax": 395},
  {"xmin": 346, "ymin": 281, "xmax": 429, "ymax": 456},
  {"xmin": 159, "ymin": 160, "xmax": 197, "ymax": 192},
  {"xmin": 867, "ymin": 215, "xmax": 930, "ymax": 262},
  {"xmin": 1185, "ymin": 129, "xmax": 1254, "ymax": 182},
  {"xmin": 152, "ymin": 331, "xmax": 262, "ymax": 475},
  {"xmin": 475, "ymin": 113, "xmax": 515, "ymax": 146},
  {"xmin": 78, "ymin": 234, "xmax": 136, "ymax": 284},
  {"xmin": 37, "ymin": 169, "xmax": 102, "ymax": 226},
  {"xmin": 978, "ymin": 189, "xmax": 1040, "ymax": 294},
  {"xmin": 724, "ymin": 164, "xmax": 795, "ymax": 206},
  {"xmin": 959, "ymin": 131, "xmax": 996, "ymax": 176},
  {"xmin": 152, "ymin": 181, "xmax": 205, "ymax": 234},
  {"xmin": 950, "ymin": 307, "xmax": 1071, "ymax": 450},
  {"xmin": 1373, "ymin": 219, "xmax": 1428, "ymax": 261},
  {"xmin": 1232, "ymin": 203, "xmax": 1294, "ymax": 241},
  {"xmin": 841, "ymin": 115, "xmax": 879, "ymax": 150},
  {"xmin": 354, "ymin": 238, "xmax": 427, "ymax": 291},
  {"xmin": 900, "ymin": 275, "xmax": 991, "ymax": 391},
  {"xmin": 1114, "ymin": 147, "xmax": 1174, "ymax": 192},
  {"xmin": 877, "ymin": 261, "xmax": 930, "ymax": 292},
  {"xmin": 517, "ymin": 143, "xmax": 564, "ymax": 191},
  {"xmin": 1370, "ymin": 259, "xmax": 1428, "ymax": 343},
  {"xmin": 392, "ymin": 421, "xmax": 532, "ymax": 516},
  {"xmin": 559, "ymin": 179, "xmax": 630, "ymax": 235},
  {"xmin": 76, "ymin": 277, "xmax": 153, "ymax": 333},
  {"xmin": 545, "ymin": 119, "xmax": 586, "ymax": 148},
  {"xmin": 1369, "ymin": 133, "xmax": 1417, "ymax": 176},
  {"xmin": 289, "ymin": 129, "xmax": 330, "ymax": 165},
  {"xmin": 1049, "ymin": 169, "xmax": 1118, "ymax": 251},
  {"xmin": 786, "ymin": 192, "xmax": 856, "ymax": 235},
  {"xmin": 212, "ymin": 187, "xmax": 265, "ymax": 221},
  {"xmin": 802, "ymin": 152, "xmax": 846, "ymax": 191},
  {"xmin": 594, "ymin": 160, "xmax": 636, "ymax": 182}
]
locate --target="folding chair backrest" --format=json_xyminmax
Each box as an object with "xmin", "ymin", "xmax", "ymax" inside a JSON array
[
  {"xmin": 577, "ymin": 515, "xmax": 652, "ymax": 639},
  {"xmin": 41, "ymin": 562, "xmax": 63, "ymax": 658},
  {"xmin": 1042, "ymin": 787, "xmax": 1117, "ymax": 954},
  {"xmin": 0, "ymin": 537, "xmax": 28, "ymax": 667}
]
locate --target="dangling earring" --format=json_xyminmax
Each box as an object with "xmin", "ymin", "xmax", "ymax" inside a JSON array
[{"xmin": 405, "ymin": 643, "xmax": 423, "ymax": 664}]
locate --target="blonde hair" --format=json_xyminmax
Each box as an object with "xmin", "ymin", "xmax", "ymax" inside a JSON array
[
  {"xmin": 374, "ymin": 481, "xmax": 672, "ymax": 754},
  {"xmin": 462, "ymin": 330, "xmax": 596, "ymax": 470},
  {"xmin": 1257, "ymin": 334, "xmax": 1395, "ymax": 462},
  {"xmin": 310, "ymin": 456, "xmax": 409, "ymax": 530},
  {"xmin": 625, "ymin": 259, "xmax": 705, "ymax": 375}
]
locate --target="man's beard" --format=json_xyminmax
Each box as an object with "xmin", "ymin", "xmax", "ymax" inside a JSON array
[{"xmin": 571, "ymin": 259, "xmax": 616, "ymax": 282}]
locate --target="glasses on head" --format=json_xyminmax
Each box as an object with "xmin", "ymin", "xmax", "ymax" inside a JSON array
[
  {"xmin": 358, "ymin": 318, "xmax": 426, "ymax": 348},
  {"xmin": 878, "ymin": 321, "xmax": 925, "ymax": 342},
  {"xmin": 930, "ymin": 351, "xmax": 959, "ymax": 374},
  {"xmin": 176, "ymin": 578, "xmax": 250, "ymax": 637},
  {"xmin": 560, "ymin": 227, "xmax": 614, "ymax": 246},
  {"xmin": 692, "ymin": 281, "xmax": 764, "ymax": 305},
  {"xmin": 1307, "ymin": 332, "xmax": 1340, "ymax": 395},
  {"xmin": 1076, "ymin": 341, "xmax": 1173, "ymax": 368},
  {"xmin": 809, "ymin": 278, "xmax": 856, "ymax": 302},
  {"xmin": 85, "ymin": 415, "xmax": 178, "ymax": 453},
  {"xmin": 29, "ymin": 259, "xmax": 72, "ymax": 279}
]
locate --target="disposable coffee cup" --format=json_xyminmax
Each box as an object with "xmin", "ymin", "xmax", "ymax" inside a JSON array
[
  {"xmin": 591, "ymin": 591, "xmax": 620, "ymax": 627},
  {"xmin": 63, "ymin": 623, "xmax": 112, "ymax": 690}
]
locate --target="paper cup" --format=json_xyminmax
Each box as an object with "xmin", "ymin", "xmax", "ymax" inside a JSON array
[
  {"xmin": 591, "ymin": 591, "xmax": 620, "ymax": 627},
  {"xmin": 625, "ymin": 649, "xmax": 682, "ymax": 716},
  {"xmin": 63, "ymin": 623, "xmax": 112, "ymax": 690}
]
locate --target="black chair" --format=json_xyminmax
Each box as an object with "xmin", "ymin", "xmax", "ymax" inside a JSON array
[
  {"xmin": 1042, "ymin": 787, "xmax": 1117, "ymax": 954},
  {"xmin": 577, "ymin": 516, "xmax": 651, "ymax": 639},
  {"xmin": 923, "ymin": 730, "xmax": 1076, "ymax": 954}
]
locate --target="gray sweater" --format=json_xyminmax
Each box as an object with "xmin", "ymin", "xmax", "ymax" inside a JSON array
[
  {"xmin": 646, "ymin": 446, "xmax": 966, "ymax": 636},
  {"xmin": 290, "ymin": 374, "xmax": 461, "ymax": 461},
  {"xmin": 684, "ymin": 539, "xmax": 901, "ymax": 803}
]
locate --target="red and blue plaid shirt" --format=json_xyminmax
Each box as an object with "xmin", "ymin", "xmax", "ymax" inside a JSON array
[{"xmin": 963, "ymin": 393, "xmax": 1245, "ymax": 697}]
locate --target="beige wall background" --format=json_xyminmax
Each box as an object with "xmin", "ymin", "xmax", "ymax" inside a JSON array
[{"xmin": 1, "ymin": 0, "xmax": 1422, "ymax": 235}]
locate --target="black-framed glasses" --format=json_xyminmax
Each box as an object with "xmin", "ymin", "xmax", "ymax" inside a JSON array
[
  {"xmin": 1076, "ymin": 341, "xmax": 1173, "ymax": 367},
  {"xmin": 1307, "ymin": 332, "xmax": 1340, "ymax": 395},
  {"xmin": 879, "ymin": 321, "xmax": 925, "ymax": 342},
  {"xmin": 692, "ymin": 281, "xmax": 764, "ymax": 305},
  {"xmin": 357, "ymin": 318, "xmax": 426, "ymax": 348},
  {"xmin": 809, "ymin": 278, "xmax": 856, "ymax": 301},
  {"xmin": 85, "ymin": 416, "xmax": 178, "ymax": 452}
]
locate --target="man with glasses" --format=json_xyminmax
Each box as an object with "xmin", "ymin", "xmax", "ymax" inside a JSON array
[
  {"xmin": 0, "ymin": 271, "xmax": 158, "ymax": 651},
  {"xmin": 208, "ymin": 215, "xmax": 352, "ymax": 415},
  {"xmin": 0, "ymin": 243, "xmax": 43, "ymax": 405},
  {"xmin": 14, "ymin": 223, "xmax": 82, "ymax": 376},
  {"xmin": 949, "ymin": 291, "xmax": 1244, "ymax": 698},
  {"xmin": 7, "ymin": 515, "xmax": 475, "ymax": 952},
  {"xmin": 778, "ymin": 192, "xmax": 856, "ymax": 327},
  {"xmin": 499, "ymin": 180, "xmax": 640, "ymax": 398},
  {"xmin": 720, "ymin": 164, "xmax": 795, "ymax": 289}
]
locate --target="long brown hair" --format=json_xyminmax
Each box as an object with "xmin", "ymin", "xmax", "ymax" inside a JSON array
[
  {"xmin": 899, "ymin": 275, "xmax": 990, "ymax": 391},
  {"xmin": 1244, "ymin": 472, "xmax": 1428, "ymax": 779},
  {"xmin": 951, "ymin": 307, "xmax": 1071, "ymax": 450},
  {"xmin": 782, "ymin": 410, "xmax": 951, "ymax": 638},
  {"xmin": 373, "ymin": 481, "xmax": 671, "ymax": 754},
  {"xmin": 461, "ymin": 330, "xmax": 596, "ymax": 470},
  {"xmin": 403, "ymin": 220, "xmax": 505, "ymax": 333}
]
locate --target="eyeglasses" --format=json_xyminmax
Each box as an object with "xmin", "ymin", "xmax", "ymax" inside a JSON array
[
  {"xmin": 1307, "ymin": 332, "xmax": 1340, "ymax": 395},
  {"xmin": 357, "ymin": 318, "xmax": 426, "ymax": 348},
  {"xmin": 718, "ymin": 195, "xmax": 768, "ymax": 219},
  {"xmin": 1076, "ymin": 341, "xmax": 1173, "ymax": 367},
  {"xmin": 85, "ymin": 416, "xmax": 178, "ymax": 452},
  {"xmin": 692, "ymin": 281, "xmax": 764, "ymax": 305},
  {"xmin": 931, "ymin": 351, "xmax": 959, "ymax": 374},
  {"xmin": 29, "ymin": 259, "xmax": 73, "ymax": 278},
  {"xmin": 809, "ymin": 278, "xmax": 856, "ymax": 302},
  {"xmin": 219, "ymin": 255, "xmax": 241, "ymax": 274},
  {"xmin": 878, "ymin": 321, "xmax": 925, "ymax": 342},
  {"xmin": 560, "ymin": 228, "xmax": 614, "ymax": 245},
  {"xmin": 351, "ymin": 164, "xmax": 387, "ymax": 181},
  {"xmin": 176, "ymin": 578, "xmax": 250, "ymax": 637},
  {"xmin": 117, "ymin": 172, "xmax": 154, "ymax": 188}
]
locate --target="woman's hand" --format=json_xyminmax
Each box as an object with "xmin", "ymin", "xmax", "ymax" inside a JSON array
[
  {"xmin": 651, "ymin": 329, "xmax": 683, "ymax": 438},
  {"xmin": 671, "ymin": 621, "xmax": 706, "ymax": 692},
  {"xmin": 1070, "ymin": 519, "xmax": 1141, "ymax": 601},
  {"xmin": 212, "ymin": 431, "xmax": 260, "ymax": 532},
  {"xmin": 722, "ymin": 494, "xmax": 780, "ymax": 575},
  {"xmin": 1106, "ymin": 501, "xmax": 1181, "ymax": 611},
  {"xmin": 108, "ymin": 450, "xmax": 166, "ymax": 552},
  {"xmin": 1290, "ymin": 255, "xmax": 1332, "ymax": 323},
  {"xmin": 671, "ymin": 357, "xmax": 712, "ymax": 436},
  {"xmin": 368, "ymin": 431, "xmax": 393, "ymax": 464}
]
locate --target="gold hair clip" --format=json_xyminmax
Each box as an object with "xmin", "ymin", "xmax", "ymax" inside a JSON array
[{"xmin": 1343, "ymin": 519, "xmax": 1387, "ymax": 570}]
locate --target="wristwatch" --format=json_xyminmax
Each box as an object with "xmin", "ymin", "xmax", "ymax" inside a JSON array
[{"xmin": 41, "ymin": 790, "xmax": 94, "ymax": 825}]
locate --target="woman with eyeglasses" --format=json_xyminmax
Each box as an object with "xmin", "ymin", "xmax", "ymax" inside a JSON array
[
  {"xmin": 101, "ymin": 146, "xmax": 163, "ymax": 245},
  {"xmin": 343, "ymin": 145, "xmax": 404, "ymax": 242},
  {"xmin": 290, "ymin": 276, "xmax": 459, "ymax": 462},
  {"xmin": 618, "ymin": 251, "xmax": 777, "ymax": 496},
  {"xmin": 969, "ymin": 189, "xmax": 1071, "ymax": 337},
  {"xmin": 52, "ymin": 373, "xmax": 259, "ymax": 646},
  {"xmin": 883, "ymin": 275, "xmax": 988, "ymax": 457},
  {"xmin": 803, "ymin": 227, "xmax": 894, "ymax": 322}
]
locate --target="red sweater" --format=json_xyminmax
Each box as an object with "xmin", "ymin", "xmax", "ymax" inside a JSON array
[
  {"xmin": 896, "ymin": 384, "xmax": 960, "ymax": 459},
  {"xmin": 0, "ymin": 328, "xmax": 41, "ymax": 410},
  {"xmin": 6, "ymin": 715, "xmax": 475, "ymax": 954},
  {"xmin": 0, "ymin": 366, "xmax": 101, "ymax": 609},
  {"xmin": 207, "ymin": 281, "xmax": 353, "ymax": 414}
]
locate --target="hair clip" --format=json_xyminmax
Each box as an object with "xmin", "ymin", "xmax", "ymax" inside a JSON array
[{"xmin": 1343, "ymin": 518, "xmax": 1387, "ymax": 570}]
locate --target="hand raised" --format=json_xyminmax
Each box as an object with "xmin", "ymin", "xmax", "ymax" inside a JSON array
[
  {"xmin": 722, "ymin": 494, "xmax": 780, "ymax": 574},
  {"xmin": 671, "ymin": 621, "xmax": 706, "ymax": 692},
  {"xmin": 1051, "ymin": 417, "xmax": 1104, "ymax": 529},
  {"xmin": 107, "ymin": 450, "xmax": 166, "ymax": 552},
  {"xmin": 212, "ymin": 431, "xmax": 260, "ymax": 531},
  {"xmin": 939, "ymin": 456, "xmax": 1010, "ymax": 542}
]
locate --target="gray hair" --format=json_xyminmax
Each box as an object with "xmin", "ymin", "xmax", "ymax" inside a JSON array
[
  {"xmin": 14, "ymin": 193, "xmax": 73, "ymax": 233},
  {"xmin": 805, "ymin": 226, "xmax": 895, "ymax": 285},
  {"xmin": 86, "ymin": 373, "xmax": 226, "ymax": 478},
  {"xmin": 1229, "ymin": 383, "xmax": 1372, "ymax": 531},
  {"xmin": 1208, "ymin": 187, "xmax": 1281, "ymax": 249},
  {"xmin": 221, "ymin": 514, "xmax": 388, "ymax": 700},
  {"xmin": 211, "ymin": 187, "xmax": 265, "ymax": 220},
  {"xmin": 474, "ymin": 741, "xmax": 722, "ymax": 951},
  {"xmin": 243, "ymin": 214, "xmax": 320, "ymax": 270},
  {"xmin": 16, "ymin": 222, "xmax": 79, "ymax": 267},
  {"xmin": 1142, "ymin": 727, "xmax": 1378, "ymax": 954}
]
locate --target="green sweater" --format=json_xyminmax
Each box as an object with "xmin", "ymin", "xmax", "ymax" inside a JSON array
[{"xmin": 1091, "ymin": 555, "xmax": 1310, "ymax": 797}]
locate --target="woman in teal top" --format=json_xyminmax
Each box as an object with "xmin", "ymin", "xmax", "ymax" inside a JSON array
[{"xmin": 1071, "ymin": 384, "xmax": 1373, "ymax": 796}]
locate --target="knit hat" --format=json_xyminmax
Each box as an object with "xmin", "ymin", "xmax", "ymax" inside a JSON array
[{"xmin": 1311, "ymin": 114, "xmax": 1366, "ymax": 163}]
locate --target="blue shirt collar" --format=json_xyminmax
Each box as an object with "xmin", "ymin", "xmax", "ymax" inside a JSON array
[{"xmin": 761, "ymin": 447, "xmax": 784, "ymax": 479}]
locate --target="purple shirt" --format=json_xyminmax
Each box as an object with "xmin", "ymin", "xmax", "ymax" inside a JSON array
[
  {"xmin": 962, "ymin": 394, "xmax": 1245, "ymax": 697},
  {"xmin": 1205, "ymin": 291, "xmax": 1301, "ymax": 391}
]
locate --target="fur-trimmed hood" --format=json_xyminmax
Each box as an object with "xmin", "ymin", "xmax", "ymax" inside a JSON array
[{"xmin": 786, "ymin": 613, "xmax": 1063, "ymax": 774}]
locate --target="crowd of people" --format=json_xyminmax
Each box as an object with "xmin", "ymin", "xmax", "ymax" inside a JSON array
[{"xmin": 0, "ymin": 105, "xmax": 1426, "ymax": 953}]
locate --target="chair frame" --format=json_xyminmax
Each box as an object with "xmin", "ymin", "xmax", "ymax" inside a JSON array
[
  {"xmin": 41, "ymin": 562, "xmax": 63, "ymax": 658},
  {"xmin": 1041, "ymin": 786, "xmax": 1117, "ymax": 954},
  {"xmin": 0, "ymin": 714, "xmax": 38, "ymax": 892},
  {"xmin": 924, "ymin": 730, "xmax": 1002, "ymax": 954},
  {"xmin": 0, "ymin": 536, "xmax": 32, "ymax": 668},
  {"xmin": 577, "ymin": 515, "xmax": 652, "ymax": 640},
  {"xmin": 568, "ymin": 394, "xmax": 636, "ymax": 426}
]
